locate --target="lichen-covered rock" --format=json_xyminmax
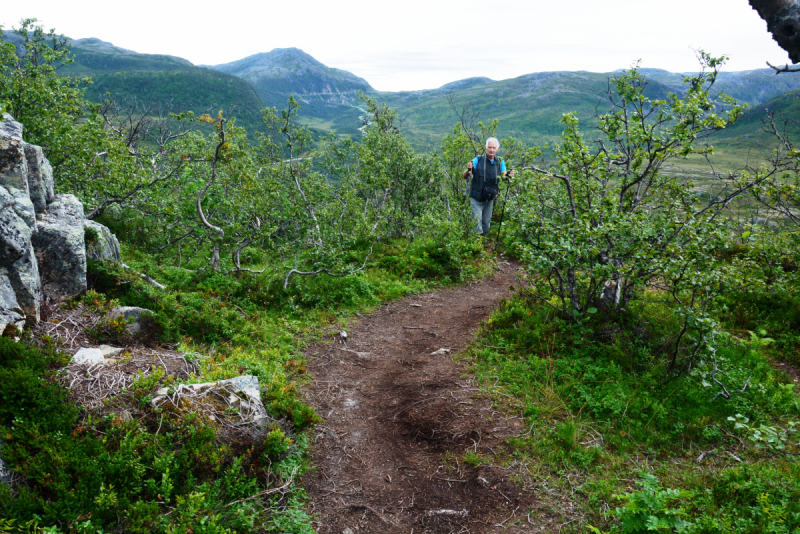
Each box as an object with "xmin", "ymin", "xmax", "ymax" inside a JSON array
[
  {"xmin": 0, "ymin": 186, "xmax": 32, "ymax": 268},
  {"xmin": 85, "ymin": 220, "xmax": 121, "ymax": 262},
  {"xmin": 32, "ymin": 194, "xmax": 87, "ymax": 297},
  {"xmin": 0, "ymin": 114, "xmax": 27, "ymax": 192},
  {"xmin": 23, "ymin": 142, "xmax": 54, "ymax": 213},
  {"xmin": 0, "ymin": 269, "xmax": 25, "ymax": 336},
  {"xmin": 108, "ymin": 306, "xmax": 152, "ymax": 333},
  {"xmin": 0, "ymin": 115, "xmax": 34, "ymax": 229},
  {"xmin": 7, "ymin": 243, "xmax": 41, "ymax": 324}
]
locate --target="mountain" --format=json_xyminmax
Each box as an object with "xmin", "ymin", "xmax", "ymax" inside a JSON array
[
  {"xmin": 708, "ymin": 88, "xmax": 800, "ymax": 157},
  {"xmin": 371, "ymin": 68, "xmax": 800, "ymax": 151},
  {"xmin": 636, "ymin": 68, "xmax": 800, "ymax": 107},
  {"xmin": 59, "ymin": 38, "xmax": 267, "ymax": 134},
  {"xmin": 9, "ymin": 29, "xmax": 800, "ymax": 156},
  {"xmin": 0, "ymin": 33, "xmax": 269, "ymax": 136},
  {"xmin": 373, "ymin": 71, "xmax": 677, "ymax": 150},
  {"xmin": 210, "ymin": 48, "xmax": 373, "ymax": 135}
]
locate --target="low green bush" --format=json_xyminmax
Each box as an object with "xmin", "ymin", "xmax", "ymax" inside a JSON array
[{"xmin": 0, "ymin": 338, "xmax": 293, "ymax": 533}]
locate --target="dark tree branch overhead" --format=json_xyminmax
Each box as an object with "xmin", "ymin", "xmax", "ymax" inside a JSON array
[{"xmin": 750, "ymin": 0, "xmax": 800, "ymax": 65}]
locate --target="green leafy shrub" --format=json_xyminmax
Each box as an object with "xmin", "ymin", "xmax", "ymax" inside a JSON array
[
  {"xmin": 0, "ymin": 338, "xmax": 280, "ymax": 532},
  {"xmin": 609, "ymin": 474, "xmax": 694, "ymax": 533}
]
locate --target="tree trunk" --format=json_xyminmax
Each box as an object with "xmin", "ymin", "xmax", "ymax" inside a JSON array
[{"xmin": 750, "ymin": 0, "xmax": 800, "ymax": 63}]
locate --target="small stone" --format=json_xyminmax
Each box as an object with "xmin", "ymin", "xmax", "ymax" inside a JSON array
[
  {"xmin": 343, "ymin": 528, "xmax": 355, "ymax": 534},
  {"xmin": 155, "ymin": 388, "xmax": 169, "ymax": 396},
  {"xmin": 228, "ymin": 394, "xmax": 240, "ymax": 404},
  {"xmin": 72, "ymin": 347, "xmax": 104, "ymax": 365},
  {"xmin": 339, "ymin": 330, "xmax": 348, "ymax": 339},
  {"xmin": 430, "ymin": 348, "xmax": 451, "ymax": 356}
]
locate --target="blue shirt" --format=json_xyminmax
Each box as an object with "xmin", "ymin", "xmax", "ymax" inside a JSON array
[{"xmin": 472, "ymin": 156, "xmax": 507, "ymax": 173}]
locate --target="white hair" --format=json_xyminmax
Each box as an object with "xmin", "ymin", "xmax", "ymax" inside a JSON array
[{"xmin": 485, "ymin": 137, "xmax": 500, "ymax": 150}]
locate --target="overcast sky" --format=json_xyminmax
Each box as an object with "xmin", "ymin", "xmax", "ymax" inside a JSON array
[{"xmin": 1, "ymin": 0, "xmax": 792, "ymax": 92}]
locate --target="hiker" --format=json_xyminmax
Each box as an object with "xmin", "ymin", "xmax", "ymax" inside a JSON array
[{"xmin": 463, "ymin": 137, "xmax": 515, "ymax": 236}]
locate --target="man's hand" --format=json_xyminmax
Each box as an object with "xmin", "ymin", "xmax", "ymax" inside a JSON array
[{"xmin": 503, "ymin": 169, "xmax": 515, "ymax": 182}]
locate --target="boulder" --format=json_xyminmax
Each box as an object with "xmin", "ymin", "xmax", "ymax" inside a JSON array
[
  {"xmin": 6, "ymin": 243, "xmax": 41, "ymax": 324},
  {"xmin": 0, "ymin": 115, "xmax": 34, "ymax": 229},
  {"xmin": 0, "ymin": 186, "xmax": 32, "ymax": 268},
  {"xmin": 108, "ymin": 306, "xmax": 153, "ymax": 334},
  {"xmin": 85, "ymin": 220, "xmax": 121, "ymax": 262},
  {"xmin": 32, "ymin": 194, "xmax": 87, "ymax": 297},
  {"xmin": 0, "ymin": 269, "xmax": 25, "ymax": 336},
  {"xmin": 23, "ymin": 143, "xmax": 54, "ymax": 212},
  {"xmin": 0, "ymin": 440, "xmax": 11, "ymax": 486}
]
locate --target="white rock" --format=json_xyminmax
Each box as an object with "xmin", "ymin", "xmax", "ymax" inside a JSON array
[
  {"xmin": 219, "ymin": 375, "xmax": 260, "ymax": 401},
  {"xmin": 155, "ymin": 388, "xmax": 169, "ymax": 396},
  {"xmin": 343, "ymin": 529, "xmax": 355, "ymax": 534},
  {"xmin": 430, "ymin": 348, "xmax": 451, "ymax": 356},
  {"xmin": 339, "ymin": 330, "xmax": 347, "ymax": 339},
  {"xmin": 98, "ymin": 345, "xmax": 124, "ymax": 358},
  {"xmin": 72, "ymin": 347, "xmax": 104, "ymax": 365}
]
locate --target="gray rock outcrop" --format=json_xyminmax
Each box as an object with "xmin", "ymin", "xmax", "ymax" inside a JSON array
[
  {"xmin": 85, "ymin": 219, "xmax": 121, "ymax": 262},
  {"xmin": 0, "ymin": 270, "xmax": 25, "ymax": 335},
  {"xmin": 23, "ymin": 143, "xmax": 54, "ymax": 212},
  {"xmin": 32, "ymin": 194, "xmax": 87, "ymax": 298},
  {"xmin": 0, "ymin": 116, "xmax": 35, "ymax": 229},
  {"xmin": 0, "ymin": 114, "xmax": 122, "ymax": 335}
]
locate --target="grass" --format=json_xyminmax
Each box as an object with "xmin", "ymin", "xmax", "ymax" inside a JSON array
[{"xmin": 458, "ymin": 285, "xmax": 800, "ymax": 533}]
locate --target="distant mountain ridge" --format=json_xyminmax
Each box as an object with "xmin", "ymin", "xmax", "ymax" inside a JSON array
[
  {"xmin": 5, "ymin": 31, "xmax": 799, "ymax": 153},
  {"xmin": 208, "ymin": 48, "xmax": 374, "ymax": 133},
  {"xmin": 10, "ymin": 34, "xmax": 269, "ymax": 135}
]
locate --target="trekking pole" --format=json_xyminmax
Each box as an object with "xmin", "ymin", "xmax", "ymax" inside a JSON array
[{"xmin": 493, "ymin": 173, "xmax": 512, "ymax": 243}]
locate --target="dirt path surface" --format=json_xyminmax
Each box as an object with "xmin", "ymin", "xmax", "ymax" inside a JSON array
[{"xmin": 302, "ymin": 261, "xmax": 538, "ymax": 533}]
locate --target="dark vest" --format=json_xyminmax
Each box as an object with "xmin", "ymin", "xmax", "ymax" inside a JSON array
[{"xmin": 470, "ymin": 155, "xmax": 502, "ymax": 201}]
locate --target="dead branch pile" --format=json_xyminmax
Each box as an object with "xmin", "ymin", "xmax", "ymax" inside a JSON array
[{"xmin": 59, "ymin": 348, "xmax": 199, "ymax": 409}]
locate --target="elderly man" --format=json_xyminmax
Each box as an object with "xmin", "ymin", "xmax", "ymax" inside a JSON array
[{"xmin": 462, "ymin": 137, "xmax": 515, "ymax": 236}]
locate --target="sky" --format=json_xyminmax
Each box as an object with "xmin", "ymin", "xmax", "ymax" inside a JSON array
[{"xmin": 1, "ymin": 0, "xmax": 792, "ymax": 92}]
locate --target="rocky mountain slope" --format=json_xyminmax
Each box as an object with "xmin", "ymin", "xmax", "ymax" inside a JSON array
[{"xmin": 209, "ymin": 47, "xmax": 374, "ymax": 134}]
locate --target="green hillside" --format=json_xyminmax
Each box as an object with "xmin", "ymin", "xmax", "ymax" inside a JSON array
[
  {"xmin": 54, "ymin": 38, "xmax": 269, "ymax": 135},
  {"xmin": 374, "ymin": 71, "xmax": 674, "ymax": 150},
  {"xmin": 372, "ymin": 68, "xmax": 800, "ymax": 154},
  {"xmin": 711, "ymin": 88, "xmax": 800, "ymax": 153}
]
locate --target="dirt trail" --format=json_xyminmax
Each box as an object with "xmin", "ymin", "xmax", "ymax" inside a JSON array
[{"xmin": 302, "ymin": 261, "xmax": 538, "ymax": 533}]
